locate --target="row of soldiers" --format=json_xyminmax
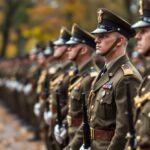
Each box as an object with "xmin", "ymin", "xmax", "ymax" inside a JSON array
[{"xmin": 0, "ymin": 0, "xmax": 150, "ymax": 150}]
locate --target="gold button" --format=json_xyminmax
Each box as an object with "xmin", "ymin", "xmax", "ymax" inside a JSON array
[
  {"xmin": 71, "ymin": 96, "xmax": 75, "ymax": 99},
  {"xmin": 90, "ymin": 118, "xmax": 93, "ymax": 122},
  {"xmin": 91, "ymin": 105, "xmax": 94, "ymax": 109},
  {"xmin": 136, "ymin": 135, "xmax": 141, "ymax": 142},
  {"xmin": 109, "ymin": 73, "xmax": 113, "ymax": 76},
  {"xmin": 100, "ymin": 99, "xmax": 103, "ymax": 103},
  {"xmin": 141, "ymin": 87, "xmax": 145, "ymax": 92},
  {"xmin": 148, "ymin": 75, "xmax": 150, "ymax": 79},
  {"xmin": 137, "ymin": 119, "xmax": 141, "ymax": 124},
  {"xmin": 148, "ymin": 112, "xmax": 150, "ymax": 118}
]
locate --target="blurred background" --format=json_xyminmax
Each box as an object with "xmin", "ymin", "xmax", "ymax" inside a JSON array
[{"xmin": 0, "ymin": 0, "xmax": 139, "ymax": 58}]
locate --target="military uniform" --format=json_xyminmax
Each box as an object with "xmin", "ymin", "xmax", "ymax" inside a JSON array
[
  {"xmin": 129, "ymin": 0, "xmax": 150, "ymax": 149},
  {"xmin": 43, "ymin": 27, "xmax": 72, "ymax": 150},
  {"xmin": 59, "ymin": 23, "xmax": 98, "ymax": 150},
  {"xmin": 79, "ymin": 8, "xmax": 142, "ymax": 150},
  {"xmin": 134, "ymin": 76, "xmax": 150, "ymax": 149},
  {"xmin": 67, "ymin": 58, "xmax": 97, "ymax": 139},
  {"xmin": 89, "ymin": 55, "xmax": 142, "ymax": 150}
]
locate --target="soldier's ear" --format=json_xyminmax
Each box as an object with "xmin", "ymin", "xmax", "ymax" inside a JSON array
[
  {"xmin": 116, "ymin": 37, "xmax": 124, "ymax": 47},
  {"xmin": 80, "ymin": 46, "xmax": 88, "ymax": 55}
]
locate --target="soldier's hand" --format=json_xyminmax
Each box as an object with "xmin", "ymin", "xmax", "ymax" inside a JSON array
[
  {"xmin": 54, "ymin": 124, "xmax": 67, "ymax": 144},
  {"xmin": 23, "ymin": 83, "xmax": 32, "ymax": 95},
  {"xmin": 79, "ymin": 145, "xmax": 91, "ymax": 150},
  {"xmin": 33, "ymin": 102, "xmax": 41, "ymax": 117},
  {"xmin": 43, "ymin": 111, "xmax": 52, "ymax": 125}
]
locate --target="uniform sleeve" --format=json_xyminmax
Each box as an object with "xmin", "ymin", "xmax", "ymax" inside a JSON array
[
  {"xmin": 64, "ymin": 124, "xmax": 83, "ymax": 150},
  {"xmin": 108, "ymin": 76, "xmax": 141, "ymax": 150}
]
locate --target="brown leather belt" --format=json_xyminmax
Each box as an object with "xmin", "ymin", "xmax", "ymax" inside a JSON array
[
  {"xmin": 67, "ymin": 115, "xmax": 82, "ymax": 127},
  {"xmin": 50, "ymin": 104, "xmax": 65, "ymax": 113},
  {"xmin": 90, "ymin": 128, "xmax": 114, "ymax": 141}
]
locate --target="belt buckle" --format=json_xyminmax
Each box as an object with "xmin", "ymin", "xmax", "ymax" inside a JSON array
[
  {"xmin": 67, "ymin": 115, "xmax": 72, "ymax": 126},
  {"xmin": 90, "ymin": 128, "xmax": 94, "ymax": 140}
]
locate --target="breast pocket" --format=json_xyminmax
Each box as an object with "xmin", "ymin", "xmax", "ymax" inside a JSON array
[
  {"xmin": 95, "ymin": 88, "xmax": 115, "ymax": 120},
  {"xmin": 70, "ymin": 89, "xmax": 82, "ymax": 111}
]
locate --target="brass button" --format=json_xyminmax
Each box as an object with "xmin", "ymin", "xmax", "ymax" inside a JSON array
[
  {"xmin": 91, "ymin": 105, "xmax": 94, "ymax": 109},
  {"xmin": 148, "ymin": 112, "xmax": 150, "ymax": 118},
  {"xmin": 71, "ymin": 96, "xmax": 75, "ymax": 99},
  {"xmin": 141, "ymin": 87, "xmax": 145, "ymax": 92},
  {"xmin": 90, "ymin": 118, "xmax": 93, "ymax": 122},
  {"xmin": 136, "ymin": 135, "xmax": 141, "ymax": 142},
  {"xmin": 100, "ymin": 99, "xmax": 103, "ymax": 103},
  {"xmin": 109, "ymin": 73, "xmax": 113, "ymax": 77},
  {"xmin": 137, "ymin": 119, "xmax": 141, "ymax": 124}
]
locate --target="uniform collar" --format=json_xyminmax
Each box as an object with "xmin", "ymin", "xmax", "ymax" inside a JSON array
[
  {"xmin": 78, "ymin": 58, "xmax": 93, "ymax": 75},
  {"xmin": 93, "ymin": 55, "xmax": 129, "ymax": 92},
  {"xmin": 106, "ymin": 54, "xmax": 124, "ymax": 70},
  {"xmin": 107, "ymin": 55, "xmax": 129, "ymax": 77}
]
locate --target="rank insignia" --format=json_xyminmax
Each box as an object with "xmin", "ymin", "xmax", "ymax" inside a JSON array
[{"xmin": 102, "ymin": 81, "xmax": 112, "ymax": 89}]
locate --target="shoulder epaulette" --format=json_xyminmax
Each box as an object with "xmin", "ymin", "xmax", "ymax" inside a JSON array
[
  {"xmin": 68, "ymin": 76, "xmax": 83, "ymax": 92},
  {"xmin": 38, "ymin": 70, "xmax": 47, "ymax": 84},
  {"xmin": 121, "ymin": 64, "xmax": 133, "ymax": 76},
  {"xmin": 50, "ymin": 74, "xmax": 64, "ymax": 88}
]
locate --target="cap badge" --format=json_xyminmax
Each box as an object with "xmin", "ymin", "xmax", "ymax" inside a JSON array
[
  {"xmin": 97, "ymin": 9, "xmax": 103, "ymax": 23},
  {"xmin": 139, "ymin": 0, "xmax": 144, "ymax": 16}
]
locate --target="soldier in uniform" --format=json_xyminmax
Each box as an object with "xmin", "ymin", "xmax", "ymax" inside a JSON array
[
  {"xmin": 78, "ymin": 8, "xmax": 142, "ymax": 150},
  {"xmin": 128, "ymin": 0, "xmax": 150, "ymax": 149},
  {"xmin": 43, "ymin": 27, "xmax": 75, "ymax": 150},
  {"xmin": 54, "ymin": 23, "xmax": 100, "ymax": 150}
]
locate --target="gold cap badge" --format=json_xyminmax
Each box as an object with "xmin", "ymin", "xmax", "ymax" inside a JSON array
[
  {"xmin": 139, "ymin": 0, "xmax": 144, "ymax": 16},
  {"xmin": 97, "ymin": 9, "xmax": 103, "ymax": 23}
]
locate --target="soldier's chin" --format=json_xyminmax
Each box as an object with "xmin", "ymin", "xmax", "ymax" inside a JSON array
[
  {"xmin": 96, "ymin": 50, "xmax": 105, "ymax": 56},
  {"xmin": 68, "ymin": 56, "xmax": 75, "ymax": 61}
]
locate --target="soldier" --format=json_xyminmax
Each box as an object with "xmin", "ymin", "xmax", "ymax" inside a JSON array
[
  {"xmin": 78, "ymin": 8, "xmax": 142, "ymax": 150},
  {"xmin": 128, "ymin": 0, "xmax": 150, "ymax": 149},
  {"xmin": 43, "ymin": 27, "xmax": 75, "ymax": 150},
  {"xmin": 54, "ymin": 23, "xmax": 101, "ymax": 150}
]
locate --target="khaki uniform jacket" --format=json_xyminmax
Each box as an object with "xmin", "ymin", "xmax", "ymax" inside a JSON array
[
  {"xmin": 63, "ymin": 58, "xmax": 98, "ymax": 150},
  {"xmin": 89, "ymin": 55, "xmax": 142, "ymax": 150}
]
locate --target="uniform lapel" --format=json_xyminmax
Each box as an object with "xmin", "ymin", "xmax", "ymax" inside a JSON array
[
  {"xmin": 92, "ymin": 55, "xmax": 129, "ymax": 92},
  {"xmin": 93, "ymin": 71, "xmax": 109, "ymax": 92}
]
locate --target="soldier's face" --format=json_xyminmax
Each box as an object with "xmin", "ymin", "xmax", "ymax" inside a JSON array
[
  {"xmin": 53, "ymin": 45, "xmax": 67, "ymax": 58},
  {"xmin": 135, "ymin": 27, "xmax": 150, "ymax": 55},
  {"xmin": 67, "ymin": 44, "xmax": 82, "ymax": 60},
  {"xmin": 95, "ymin": 32, "xmax": 117, "ymax": 56}
]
